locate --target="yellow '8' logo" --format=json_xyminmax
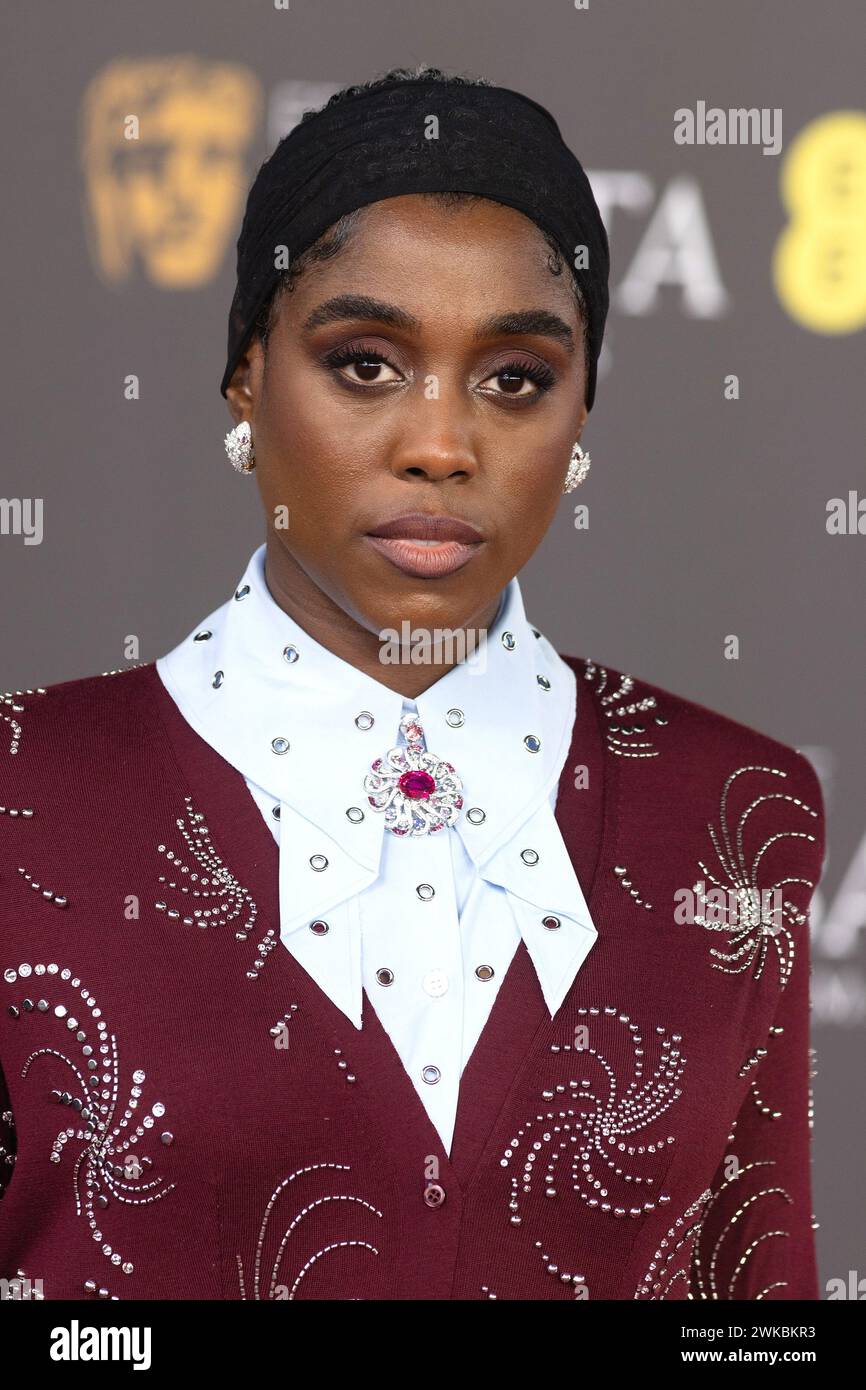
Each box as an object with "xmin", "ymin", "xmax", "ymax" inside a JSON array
[{"xmin": 773, "ymin": 110, "xmax": 866, "ymax": 333}]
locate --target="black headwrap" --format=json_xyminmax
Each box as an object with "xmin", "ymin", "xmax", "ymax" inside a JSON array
[{"xmin": 221, "ymin": 77, "xmax": 610, "ymax": 409}]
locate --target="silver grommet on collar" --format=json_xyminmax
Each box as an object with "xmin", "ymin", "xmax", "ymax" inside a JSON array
[
  {"xmin": 271, "ymin": 737, "xmax": 290, "ymax": 755},
  {"xmin": 466, "ymin": 807, "xmax": 486, "ymax": 825},
  {"xmin": 521, "ymin": 848, "xmax": 540, "ymax": 866},
  {"xmin": 346, "ymin": 806, "xmax": 365, "ymax": 823},
  {"xmin": 445, "ymin": 708, "xmax": 464, "ymax": 728},
  {"xmin": 524, "ymin": 734, "xmax": 541, "ymax": 753},
  {"xmin": 475, "ymin": 964, "xmax": 495, "ymax": 981},
  {"xmin": 283, "ymin": 645, "xmax": 299, "ymax": 664},
  {"xmin": 193, "ymin": 629, "xmax": 212, "ymax": 642},
  {"xmin": 542, "ymin": 915, "xmax": 561, "ymax": 930},
  {"xmin": 310, "ymin": 854, "xmax": 328, "ymax": 872},
  {"xmin": 421, "ymin": 1065, "xmax": 441, "ymax": 1085},
  {"xmin": 355, "ymin": 711, "xmax": 374, "ymax": 730},
  {"xmin": 309, "ymin": 920, "xmax": 329, "ymax": 935},
  {"xmin": 271, "ymin": 804, "xmax": 281, "ymax": 820},
  {"xmin": 376, "ymin": 968, "xmax": 394, "ymax": 986},
  {"xmin": 537, "ymin": 674, "xmax": 551, "ymax": 690},
  {"xmin": 212, "ymin": 670, "xmax": 224, "ymax": 689},
  {"xmin": 416, "ymin": 883, "xmax": 435, "ymax": 901},
  {"xmin": 501, "ymin": 630, "xmax": 516, "ymax": 650},
  {"xmin": 234, "ymin": 584, "xmax": 250, "ymax": 600}
]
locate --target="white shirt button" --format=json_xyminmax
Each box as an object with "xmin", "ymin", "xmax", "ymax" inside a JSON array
[{"xmin": 422, "ymin": 969, "xmax": 449, "ymax": 998}]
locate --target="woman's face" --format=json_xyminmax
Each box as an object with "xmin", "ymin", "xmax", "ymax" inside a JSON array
[{"xmin": 228, "ymin": 193, "xmax": 588, "ymax": 642}]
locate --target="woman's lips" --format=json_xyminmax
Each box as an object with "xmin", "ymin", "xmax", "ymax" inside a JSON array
[{"xmin": 364, "ymin": 534, "xmax": 483, "ymax": 579}]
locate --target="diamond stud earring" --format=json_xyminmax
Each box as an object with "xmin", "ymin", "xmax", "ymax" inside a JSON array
[
  {"xmin": 224, "ymin": 420, "xmax": 256, "ymax": 473},
  {"xmin": 562, "ymin": 441, "xmax": 591, "ymax": 493}
]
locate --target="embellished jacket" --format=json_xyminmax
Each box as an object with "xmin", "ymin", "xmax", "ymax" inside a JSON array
[{"xmin": 0, "ymin": 658, "xmax": 825, "ymax": 1301}]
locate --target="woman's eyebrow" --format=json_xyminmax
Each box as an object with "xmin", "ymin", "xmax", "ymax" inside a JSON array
[
  {"xmin": 303, "ymin": 294, "xmax": 420, "ymax": 333},
  {"xmin": 474, "ymin": 309, "xmax": 575, "ymax": 353},
  {"xmin": 302, "ymin": 294, "xmax": 575, "ymax": 353}
]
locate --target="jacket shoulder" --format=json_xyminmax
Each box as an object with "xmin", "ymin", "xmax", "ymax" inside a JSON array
[
  {"xmin": 2, "ymin": 663, "xmax": 159, "ymax": 786},
  {"xmin": 559, "ymin": 652, "xmax": 823, "ymax": 817},
  {"xmin": 560, "ymin": 652, "xmax": 826, "ymax": 906},
  {"xmin": 3, "ymin": 661, "xmax": 154, "ymax": 721}
]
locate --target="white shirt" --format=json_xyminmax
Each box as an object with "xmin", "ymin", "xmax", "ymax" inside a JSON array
[{"xmin": 156, "ymin": 543, "xmax": 598, "ymax": 1153}]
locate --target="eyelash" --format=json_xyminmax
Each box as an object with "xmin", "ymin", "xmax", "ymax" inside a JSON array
[{"xmin": 322, "ymin": 344, "xmax": 557, "ymax": 398}]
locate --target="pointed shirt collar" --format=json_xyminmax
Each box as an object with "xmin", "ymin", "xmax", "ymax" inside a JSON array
[{"xmin": 156, "ymin": 544, "xmax": 597, "ymax": 1022}]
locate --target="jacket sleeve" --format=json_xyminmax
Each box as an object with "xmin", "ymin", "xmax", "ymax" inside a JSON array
[
  {"xmin": 0, "ymin": 1057, "xmax": 15, "ymax": 1200},
  {"xmin": 689, "ymin": 750, "xmax": 825, "ymax": 1301}
]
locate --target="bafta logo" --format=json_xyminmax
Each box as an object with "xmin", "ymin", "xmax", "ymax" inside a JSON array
[{"xmin": 80, "ymin": 56, "xmax": 262, "ymax": 287}]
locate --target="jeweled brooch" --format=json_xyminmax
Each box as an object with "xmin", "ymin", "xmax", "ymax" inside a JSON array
[{"xmin": 363, "ymin": 713, "xmax": 464, "ymax": 836}]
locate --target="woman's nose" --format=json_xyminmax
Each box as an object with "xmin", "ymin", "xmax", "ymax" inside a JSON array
[{"xmin": 387, "ymin": 398, "xmax": 480, "ymax": 483}]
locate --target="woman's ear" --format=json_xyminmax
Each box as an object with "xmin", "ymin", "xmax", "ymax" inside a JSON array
[{"xmin": 225, "ymin": 336, "xmax": 264, "ymax": 423}]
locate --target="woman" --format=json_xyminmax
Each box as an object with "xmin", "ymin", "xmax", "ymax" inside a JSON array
[{"xmin": 0, "ymin": 65, "xmax": 824, "ymax": 1302}]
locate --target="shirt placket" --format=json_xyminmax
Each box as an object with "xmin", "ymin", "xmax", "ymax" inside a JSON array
[{"xmin": 362, "ymin": 825, "xmax": 465, "ymax": 1155}]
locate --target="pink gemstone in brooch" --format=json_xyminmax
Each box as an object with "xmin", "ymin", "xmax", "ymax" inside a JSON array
[
  {"xmin": 363, "ymin": 713, "xmax": 464, "ymax": 836},
  {"xmin": 399, "ymin": 769, "xmax": 437, "ymax": 799}
]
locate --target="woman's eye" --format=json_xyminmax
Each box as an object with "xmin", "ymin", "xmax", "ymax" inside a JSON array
[
  {"xmin": 326, "ymin": 347, "xmax": 402, "ymax": 386},
  {"xmin": 481, "ymin": 363, "xmax": 557, "ymax": 398},
  {"xmin": 343, "ymin": 357, "xmax": 401, "ymax": 385}
]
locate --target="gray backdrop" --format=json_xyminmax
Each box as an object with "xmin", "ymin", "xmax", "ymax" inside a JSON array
[{"xmin": 2, "ymin": 0, "xmax": 864, "ymax": 1295}]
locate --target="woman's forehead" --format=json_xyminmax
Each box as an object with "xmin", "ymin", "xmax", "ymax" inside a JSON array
[
  {"xmin": 287, "ymin": 197, "xmax": 579, "ymax": 307},
  {"xmin": 342, "ymin": 192, "xmax": 557, "ymax": 247}
]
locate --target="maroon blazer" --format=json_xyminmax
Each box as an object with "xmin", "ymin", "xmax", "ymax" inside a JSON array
[{"xmin": 0, "ymin": 658, "xmax": 825, "ymax": 1301}]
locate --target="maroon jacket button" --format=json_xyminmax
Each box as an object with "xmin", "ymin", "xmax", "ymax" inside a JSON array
[{"xmin": 423, "ymin": 1183, "xmax": 446, "ymax": 1208}]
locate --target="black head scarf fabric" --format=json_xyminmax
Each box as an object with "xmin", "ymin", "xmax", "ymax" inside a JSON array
[{"xmin": 221, "ymin": 78, "xmax": 610, "ymax": 409}]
